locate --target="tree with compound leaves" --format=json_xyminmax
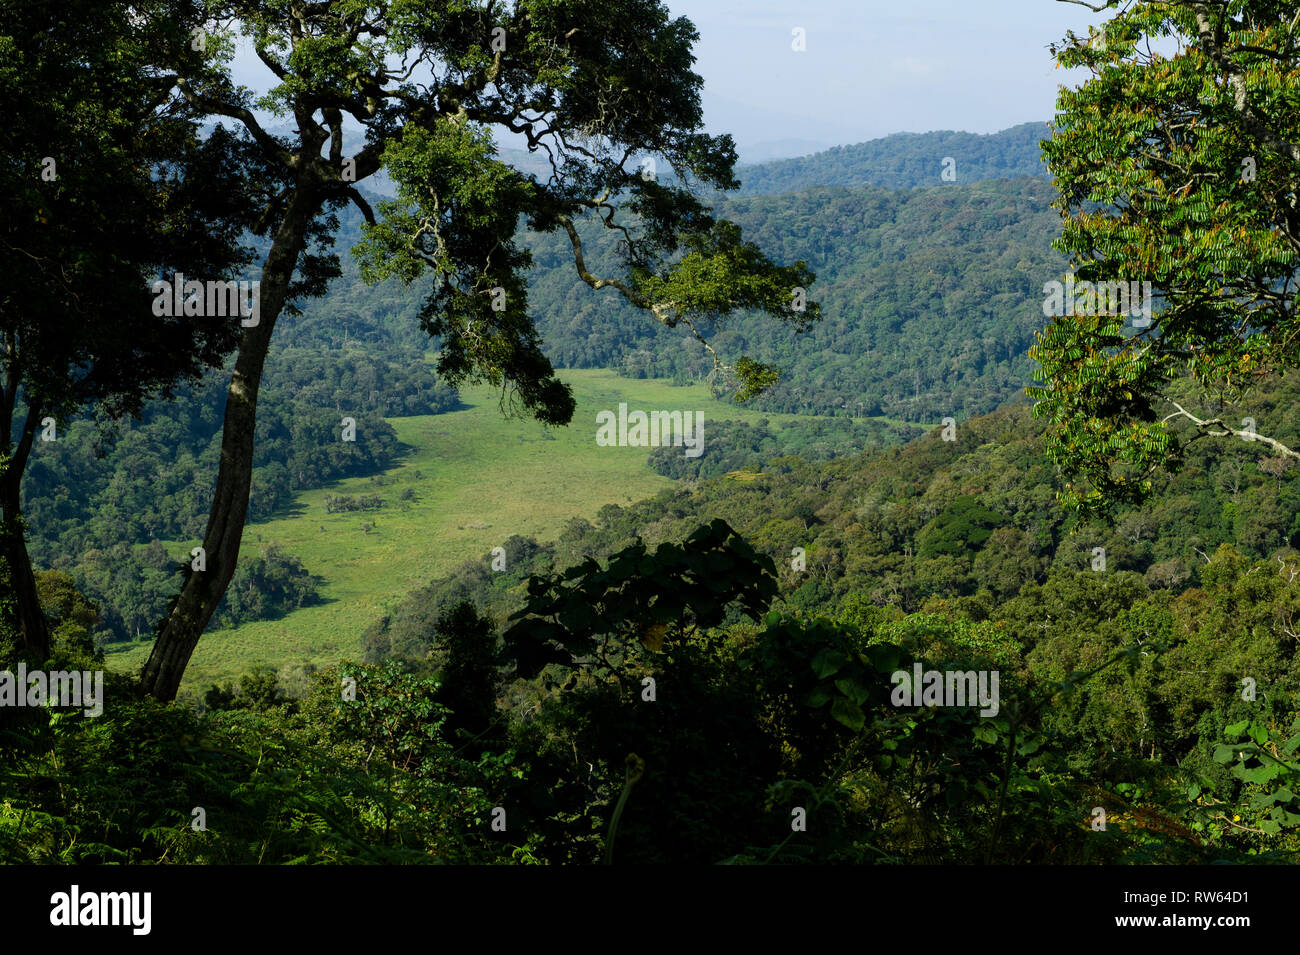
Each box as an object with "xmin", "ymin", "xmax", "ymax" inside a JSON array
[
  {"xmin": 139, "ymin": 0, "xmax": 820, "ymax": 700},
  {"xmin": 1030, "ymin": 0, "xmax": 1300, "ymax": 515}
]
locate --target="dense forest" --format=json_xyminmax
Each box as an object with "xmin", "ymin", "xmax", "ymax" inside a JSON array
[
  {"xmin": 234, "ymin": 125, "xmax": 1065, "ymax": 421},
  {"xmin": 9, "ymin": 377, "xmax": 1299, "ymax": 864},
  {"xmin": 13, "ymin": 154, "xmax": 1063, "ymax": 645},
  {"xmin": 525, "ymin": 177, "xmax": 1065, "ymax": 420},
  {"xmin": 18, "ymin": 347, "xmax": 456, "ymax": 641},
  {"xmin": 213, "ymin": 164, "xmax": 1066, "ymax": 424},
  {"xmin": 301, "ymin": 172, "xmax": 1065, "ymax": 421},
  {"xmin": 3, "ymin": 0, "xmax": 1299, "ymax": 879}
]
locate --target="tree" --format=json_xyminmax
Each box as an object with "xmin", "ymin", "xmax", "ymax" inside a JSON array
[
  {"xmin": 1030, "ymin": 0, "xmax": 1300, "ymax": 516},
  {"xmin": 139, "ymin": 0, "xmax": 820, "ymax": 700},
  {"xmin": 433, "ymin": 601, "xmax": 499, "ymax": 739},
  {"xmin": 499, "ymin": 519, "xmax": 782, "ymax": 863},
  {"xmin": 216, "ymin": 544, "xmax": 319, "ymax": 628},
  {"xmin": 0, "ymin": 0, "xmax": 256, "ymax": 660},
  {"xmin": 916, "ymin": 495, "xmax": 1009, "ymax": 561},
  {"xmin": 972, "ymin": 526, "xmax": 1044, "ymax": 598},
  {"xmin": 33, "ymin": 571, "xmax": 105, "ymax": 662}
]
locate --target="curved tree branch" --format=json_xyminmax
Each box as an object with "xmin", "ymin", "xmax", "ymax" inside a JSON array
[{"xmin": 1164, "ymin": 400, "xmax": 1300, "ymax": 460}]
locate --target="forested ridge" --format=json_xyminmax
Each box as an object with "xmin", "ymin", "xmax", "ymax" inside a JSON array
[
  {"xmin": 234, "ymin": 125, "xmax": 1064, "ymax": 421},
  {"xmin": 726, "ymin": 122, "xmax": 1050, "ymax": 195},
  {"xmin": 526, "ymin": 176, "xmax": 1064, "ymax": 419},
  {"xmin": 238, "ymin": 161, "xmax": 1066, "ymax": 421}
]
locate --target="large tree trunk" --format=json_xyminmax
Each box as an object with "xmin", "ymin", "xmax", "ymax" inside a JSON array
[
  {"xmin": 0, "ymin": 379, "xmax": 48, "ymax": 660},
  {"xmin": 0, "ymin": 488, "xmax": 49, "ymax": 661},
  {"xmin": 139, "ymin": 186, "xmax": 318, "ymax": 701}
]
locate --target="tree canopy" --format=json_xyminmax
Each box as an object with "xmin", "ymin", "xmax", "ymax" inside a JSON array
[{"xmin": 1030, "ymin": 0, "xmax": 1300, "ymax": 515}]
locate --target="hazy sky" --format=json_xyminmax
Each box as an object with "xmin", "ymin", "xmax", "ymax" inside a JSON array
[
  {"xmin": 229, "ymin": 0, "xmax": 1106, "ymax": 158},
  {"xmin": 672, "ymin": 0, "xmax": 1105, "ymax": 153}
]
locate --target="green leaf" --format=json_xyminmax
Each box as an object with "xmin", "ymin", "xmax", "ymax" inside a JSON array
[
  {"xmin": 811, "ymin": 648, "xmax": 847, "ymax": 679},
  {"xmin": 864, "ymin": 643, "xmax": 901, "ymax": 674},
  {"xmin": 1016, "ymin": 736, "xmax": 1042, "ymax": 756},
  {"xmin": 804, "ymin": 684, "xmax": 832, "ymax": 708},
  {"xmin": 830, "ymin": 696, "xmax": 865, "ymax": 732},
  {"xmin": 834, "ymin": 676, "xmax": 870, "ymax": 706},
  {"xmin": 1241, "ymin": 765, "xmax": 1280, "ymax": 786}
]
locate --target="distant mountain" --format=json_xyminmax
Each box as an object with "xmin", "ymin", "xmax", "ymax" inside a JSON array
[
  {"xmin": 731, "ymin": 122, "xmax": 1050, "ymax": 195},
  {"xmin": 253, "ymin": 121, "xmax": 1047, "ymax": 201},
  {"xmin": 492, "ymin": 123, "xmax": 1050, "ymax": 196},
  {"xmin": 495, "ymin": 146, "xmax": 561, "ymax": 182}
]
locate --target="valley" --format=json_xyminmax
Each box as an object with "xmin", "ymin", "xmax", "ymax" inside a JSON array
[{"xmin": 103, "ymin": 369, "xmax": 880, "ymax": 694}]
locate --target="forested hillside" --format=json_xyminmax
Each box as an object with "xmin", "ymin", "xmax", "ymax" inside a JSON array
[
  {"xmin": 13, "ymin": 374, "xmax": 1299, "ymax": 865},
  {"xmin": 254, "ymin": 170, "xmax": 1064, "ymax": 424},
  {"xmin": 265, "ymin": 133, "xmax": 1064, "ymax": 423},
  {"xmin": 524, "ymin": 176, "xmax": 1063, "ymax": 419},
  {"xmin": 365, "ymin": 371, "xmax": 1300, "ymax": 656},
  {"xmin": 340, "ymin": 373, "xmax": 1300, "ymax": 864},
  {"xmin": 16, "ymin": 131, "xmax": 1061, "ymax": 645},
  {"xmin": 727, "ymin": 122, "xmax": 1049, "ymax": 195}
]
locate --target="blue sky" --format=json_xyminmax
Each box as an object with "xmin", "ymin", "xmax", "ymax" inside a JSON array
[
  {"xmin": 229, "ymin": 0, "xmax": 1107, "ymax": 161},
  {"xmin": 672, "ymin": 0, "xmax": 1106, "ymax": 156}
]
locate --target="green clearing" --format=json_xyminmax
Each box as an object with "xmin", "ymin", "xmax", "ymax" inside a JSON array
[{"xmin": 104, "ymin": 369, "xmax": 835, "ymax": 694}]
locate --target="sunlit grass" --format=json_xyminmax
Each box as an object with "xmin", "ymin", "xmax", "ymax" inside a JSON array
[{"xmin": 106, "ymin": 369, "xmax": 825, "ymax": 695}]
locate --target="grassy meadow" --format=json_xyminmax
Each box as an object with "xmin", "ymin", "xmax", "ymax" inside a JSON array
[{"xmin": 104, "ymin": 369, "xmax": 825, "ymax": 695}]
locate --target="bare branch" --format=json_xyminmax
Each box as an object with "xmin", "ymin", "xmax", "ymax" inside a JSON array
[
  {"xmin": 1164, "ymin": 400, "xmax": 1300, "ymax": 460},
  {"xmin": 1055, "ymin": 0, "xmax": 1112, "ymax": 11},
  {"xmin": 174, "ymin": 77, "xmax": 294, "ymax": 169},
  {"xmin": 343, "ymin": 187, "xmax": 376, "ymax": 225}
]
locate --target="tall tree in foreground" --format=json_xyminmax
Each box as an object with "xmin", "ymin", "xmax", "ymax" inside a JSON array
[
  {"xmin": 1030, "ymin": 0, "xmax": 1300, "ymax": 515},
  {"xmin": 0, "ymin": 0, "xmax": 256, "ymax": 660},
  {"xmin": 139, "ymin": 0, "xmax": 819, "ymax": 700}
]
